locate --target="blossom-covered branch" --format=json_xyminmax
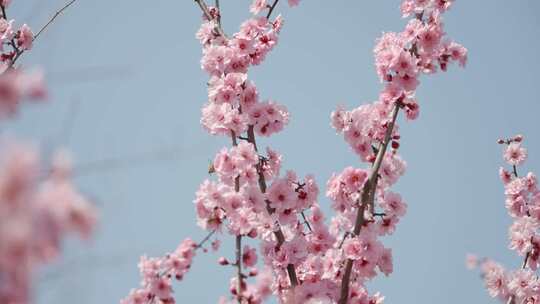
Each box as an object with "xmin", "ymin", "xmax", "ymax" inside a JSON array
[
  {"xmin": 1, "ymin": 0, "xmax": 78, "ymax": 69},
  {"xmin": 330, "ymin": 1, "xmax": 467, "ymax": 302},
  {"xmin": 468, "ymin": 135, "xmax": 540, "ymax": 303},
  {"xmin": 0, "ymin": 1, "xmax": 96, "ymax": 303},
  {"xmin": 123, "ymin": 0, "xmax": 468, "ymax": 303},
  {"xmin": 123, "ymin": 1, "xmax": 305, "ymax": 303}
]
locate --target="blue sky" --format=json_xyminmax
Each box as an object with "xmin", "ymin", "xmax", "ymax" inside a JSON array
[{"xmin": 4, "ymin": 0, "xmax": 540, "ymax": 303}]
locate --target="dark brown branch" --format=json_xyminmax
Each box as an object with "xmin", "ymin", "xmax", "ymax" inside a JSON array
[
  {"xmin": 34, "ymin": 0, "xmax": 77, "ymax": 41},
  {"xmin": 338, "ymin": 104, "xmax": 400, "ymax": 304},
  {"xmin": 301, "ymin": 211, "xmax": 313, "ymax": 232},
  {"xmin": 195, "ymin": 229, "xmax": 217, "ymax": 249},
  {"xmin": 1, "ymin": 4, "xmax": 6, "ymax": 19},
  {"xmin": 266, "ymin": 0, "xmax": 280, "ymax": 19},
  {"xmin": 235, "ymin": 235, "xmax": 242, "ymax": 303}
]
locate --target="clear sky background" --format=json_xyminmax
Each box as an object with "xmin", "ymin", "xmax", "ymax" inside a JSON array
[{"xmin": 4, "ymin": 0, "xmax": 540, "ymax": 303}]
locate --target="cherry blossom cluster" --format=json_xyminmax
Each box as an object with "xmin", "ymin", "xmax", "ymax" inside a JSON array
[
  {"xmin": 0, "ymin": 0, "xmax": 34, "ymax": 67},
  {"xmin": 0, "ymin": 68, "xmax": 46, "ymax": 118},
  {"xmin": 121, "ymin": 238, "xmax": 199, "ymax": 304},
  {"xmin": 0, "ymin": 1, "xmax": 96, "ymax": 303},
  {"xmin": 0, "ymin": 0, "xmax": 46, "ymax": 119},
  {"xmin": 468, "ymin": 135, "xmax": 540, "ymax": 303},
  {"xmin": 197, "ymin": 1, "xmax": 332, "ymax": 301},
  {"xmin": 124, "ymin": 0, "xmax": 466, "ymax": 303},
  {"xmin": 0, "ymin": 142, "xmax": 96, "ymax": 304},
  {"xmin": 329, "ymin": 0, "xmax": 466, "ymax": 302},
  {"xmin": 124, "ymin": 1, "xmax": 309, "ymax": 303},
  {"xmin": 198, "ymin": 15, "xmax": 290, "ymax": 137}
]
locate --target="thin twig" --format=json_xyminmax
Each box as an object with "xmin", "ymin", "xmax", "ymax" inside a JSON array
[
  {"xmin": 215, "ymin": 0, "xmax": 222, "ymax": 27},
  {"xmin": 34, "ymin": 0, "xmax": 78, "ymax": 42},
  {"xmin": 8, "ymin": 0, "xmax": 78, "ymax": 68},
  {"xmin": 235, "ymin": 235, "xmax": 242, "ymax": 303},
  {"xmin": 71, "ymin": 145, "xmax": 185, "ymax": 177},
  {"xmin": 193, "ymin": 0, "xmax": 227, "ymax": 38},
  {"xmin": 301, "ymin": 211, "xmax": 313, "ymax": 232},
  {"xmin": 266, "ymin": 0, "xmax": 280, "ymax": 19},
  {"xmin": 195, "ymin": 230, "xmax": 217, "ymax": 249}
]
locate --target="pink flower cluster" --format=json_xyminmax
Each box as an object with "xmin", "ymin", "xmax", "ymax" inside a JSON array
[
  {"xmin": 121, "ymin": 238, "xmax": 198, "ymax": 304},
  {"xmin": 250, "ymin": 0, "xmax": 300, "ymax": 15},
  {"xmin": 124, "ymin": 0, "xmax": 466, "ymax": 303},
  {"xmin": 0, "ymin": 2, "xmax": 95, "ymax": 303},
  {"xmin": 218, "ymin": 267, "xmax": 274, "ymax": 304},
  {"xmin": 199, "ymin": 14, "xmax": 290, "ymax": 137},
  {"xmin": 0, "ymin": 1, "xmax": 46, "ymax": 119},
  {"xmin": 0, "ymin": 141, "xmax": 96, "ymax": 304},
  {"xmin": 0, "ymin": 68, "xmax": 46, "ymax": 118},
  {"xmin": 469, "ymin": 135, "xmax": 540, "ymax": 303},
  {"xmin": 0, "ymin": 1, "xmax": 34, "ymax": 65},
  {"xmin": 327, "ymin": 0, "xmax": 466, "ymax": 301},
  {"xmin": 126, "ymin": 1, "xmax": 310, "ymax": 303}
]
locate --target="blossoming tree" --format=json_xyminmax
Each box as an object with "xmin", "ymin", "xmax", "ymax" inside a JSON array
[
  {"xmin": 0, "ymin": 1, "xmax": 97, "ymax": 303},
  {"xmin": 122, "ymin": 0, "xmax": 467, "ymax": 303},
  {"xmin": 468, "ymin": 135, "xmax": 540, "ymax": 303}
]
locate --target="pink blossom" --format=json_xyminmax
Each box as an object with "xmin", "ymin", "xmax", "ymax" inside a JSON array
[
  {"xmin": 509, "ymin": 217, "xmax": 538, "ymax": 256},
  {"xmin": 483, "ymin": 262, "xmax": 509, "ymax": 298},
  {"xmin": 288, "ymin": 0, "xmax": 300, "ymax": 7},
  {"xmin": 242, "ymin": 245, "xmax": 258, "ymax": 267},
  {"xmin": 504, "ymin": 143, "xmax": 528, "ymax": 166},
  {"xmin": 17, "ymin": 24, "xmax": 33, "ymax": 51},
  {"xmin": 0, "ymin": 18, "xmax": 14, "ymax": 44},
  {"xmin": 377, "ymin": 247, "xmax": 393, "ymax": 276},
  {"xmin": 465, "ymin": 253, "xmax": 478, "ymax": 270},
  {"xmin": 499, "ymin": 167, "xmax": 513, "ymax": 184},
  {"xmin": 507, "ymin": 269, "xmax": 538, "ymax": 300},
  {"xmin": 343, "ymin": 232, "xmax": 382, "ymax": 262},
  {"xmin": 250, "ymin": 0, "xmax": 267, "ymax": 15},
  {"xmin": 0, "ymin": 0, "xmax": 11, "ymax": 8},
  {"xmin": 341, "ymin": 167, "xmax": 368, "ymax": 193},
  {"xmin": 380, "ymin": 191, "xmax": 407, "ymax": 217},
  {"xmin": 149, "ymin": 277, "xmax": 173, "ymax": 300},
  {"xmin": 267, "ymin": 178, "xmax": 295, "ymax": 211}
]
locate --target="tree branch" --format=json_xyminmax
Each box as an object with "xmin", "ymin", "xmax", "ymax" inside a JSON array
[
  {"xmin": 34, "ymin": 0, "xmax": 77, "ymax": 42},
  {"xmin": 301, "ymin": 211, "xmax": 313, "ymax": 232},
  {"xmin": 193, "ymin": 0, "xmax": 227, "ymax": 38},
  {"xmin": 195, "ymin": 229, "xmax": 217, "ymax": 249},
  {"xmin": 506, "ymin": 165, "xmax": 531, "ymax": 304},
  {"xmin": 8, "ymin": 0, "xmax": 78, "ymax": 68},
  {"xmin": 338, "ymin": 104, "xmax": 400, "ymax": 304},
  {"xmin": 247, "ymin": 125, "xmax": 299, "ymax": 287},
  {"xmin": 235, "ymin": 235, "xmax": 242, "ymax": 303},
  {"xmin": 266, "ymin": 0, "xmax": 280, "ymax": 19}
]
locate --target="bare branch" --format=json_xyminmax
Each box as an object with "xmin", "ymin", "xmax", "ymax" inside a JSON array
[{"xmin": 34, "ymin": 0, "xmax": 78, "ymax": 42}]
